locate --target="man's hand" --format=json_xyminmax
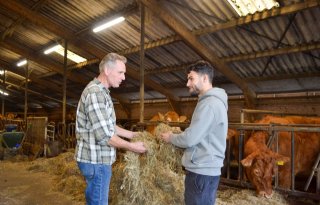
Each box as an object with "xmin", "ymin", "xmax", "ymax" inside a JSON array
[
  {"xmin": 130, "ymin": 131, "xmax": 139, "ymax": 139},
  {"xmin": 160, "ymin": 131, "xmax": 172, "ymax": 143},
  {"xmin": 130, "ymin": 141, "xmax": 147, "ymax": 153}
]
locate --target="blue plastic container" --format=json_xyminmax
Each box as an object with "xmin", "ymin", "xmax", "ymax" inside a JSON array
[{"xmin": 5, "ymin": 124, "xmax": 18, "ymax": 132}]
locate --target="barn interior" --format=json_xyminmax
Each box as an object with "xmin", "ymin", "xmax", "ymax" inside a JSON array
[{"xmin": 0, "ymin": 0, "xmax": 319, "ymax": 204}]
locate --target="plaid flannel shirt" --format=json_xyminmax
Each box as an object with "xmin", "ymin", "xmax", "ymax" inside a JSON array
[{"xmin": 75, "ymin": 78, "xmax": 116, "ymax": 164}]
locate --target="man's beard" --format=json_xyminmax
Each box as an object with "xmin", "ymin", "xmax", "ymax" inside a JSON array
[{"xmin": 189, "ymin": 86, "xmax": 199, "ymax": 96}]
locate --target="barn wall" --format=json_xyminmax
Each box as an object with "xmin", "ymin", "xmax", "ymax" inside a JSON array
[
  {"xmin": 28, "ymin": 96, "xmax": 320, "ymax": 125},
  {"xmin": 0, "ymin": 104, "xmax": 48, "ymax": 119},
  {"xmin": 115, "ymin": 96, "xmax": 320, "ymax": 123},
  {"xmin": 46, "ymin": 107, "xmax": 76, "ymax": 123}
]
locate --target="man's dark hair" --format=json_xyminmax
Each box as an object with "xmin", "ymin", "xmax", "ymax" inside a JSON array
[{"xmin": 186, "ymin": 60, "xmax": 214, "ymax": 84}]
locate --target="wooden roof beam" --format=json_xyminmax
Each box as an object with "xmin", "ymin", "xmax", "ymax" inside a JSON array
[
  {"xmin": 0, "ymin": 60, "xmax": 81, "ymax": 100},
  {"xmin": 140, "ymin": 0, "xmax": 256, "ymax": 108},
  {"xmin": 119, "ymin": 1, "xmax": 320, "ymax": 55},
  {"xmin": 2, "ymin": 80, "xmax": 76, "ymax": 108},
  {"xmin": 224, "ymin": 42, "xmax": 320, "ymax": 62},
  {"xmin": 146, "ymin": 42, "xmax": 320, "ymax": 74},
  {"xmin": 0, "ymin": 0, "xmax": 179, "ymax": 111},
  {"xmin": 0, "ymin": 40, "xmax": 90, "ymax": 84},
  {"xmin": 58, "ymin": 1, "xmax": 319, "ymax": 69}
]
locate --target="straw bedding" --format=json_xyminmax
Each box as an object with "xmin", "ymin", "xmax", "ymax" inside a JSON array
[{"xmin": 22, "ymin": 123, "xmax": 289, "ymax": 204}]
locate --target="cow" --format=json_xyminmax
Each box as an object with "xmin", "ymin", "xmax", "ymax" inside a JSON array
[
  {"xmin": 146, "ymin": 112, "xmax": 165, "ymax": 134},
  {"xmin": 241, "ymin": 115, "xmax": 320, "ymax": 198},
  {"xmin": 146, "ymin": 111, "xmax": 187, "ymax": 135}
]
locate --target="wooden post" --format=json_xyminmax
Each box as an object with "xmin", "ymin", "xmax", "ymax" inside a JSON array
[
  {"xmin": 62, "ymin": 40, "xmax": 67, "ymax": 147},
  {"xmin": 139, "ymin": 3, "xmax": 145, "ymax": 123},
  {"xmin": 24, "ymin": 62, "xmax": 28, "ymax": 125},
  {"xmin": 1, "ymin": 69, "xmax": 5, "ymax": 116}
]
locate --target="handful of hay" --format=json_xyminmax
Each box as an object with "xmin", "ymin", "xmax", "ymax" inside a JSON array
[
  {"xmin": 110, "ymin": 123, "xmax": 184, "ymax": 205},
  {"xmin": 109, "ymin": 123, "xmax": 290, "ymax": 205}
]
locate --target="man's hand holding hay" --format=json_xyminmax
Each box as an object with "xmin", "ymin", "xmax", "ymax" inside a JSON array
[
  {"xmin": 128, "ymin": 141, "xmax": 147, "ymax": 153},
  {"xmin": 160, "ymin": 131, "xmax": 173, "ymax": 143}
]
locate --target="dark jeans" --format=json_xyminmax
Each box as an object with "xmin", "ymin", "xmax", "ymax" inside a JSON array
[
  {"xmin": 77, "ymin": 162, "xmax": 112, "ymax": 205},
  {"xmin": 184, "ymin": 171, "xmax": 220, "ymax": 205}
]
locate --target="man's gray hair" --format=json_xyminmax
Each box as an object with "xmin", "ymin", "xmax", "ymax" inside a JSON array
[{"xmin": 99, "ymin": 53, "xmax": 127, "ymax": 73}]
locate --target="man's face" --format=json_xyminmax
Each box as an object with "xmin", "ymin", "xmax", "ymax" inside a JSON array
[
  {"xmin": 186, "ymin": 71, "xmax": 204, "ymax": 95},
  {"xmin": 105, "ymin": 60, "xmax": 126, "ymax": 88}
]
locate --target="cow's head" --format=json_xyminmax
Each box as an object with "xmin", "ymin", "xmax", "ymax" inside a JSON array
[{"xmin": 241, "ymin": 149, "xmax": 290, "ymax": 198}]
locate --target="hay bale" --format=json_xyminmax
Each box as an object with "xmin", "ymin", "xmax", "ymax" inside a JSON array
[
  {"xmin": 25, "ymin": 151, "xmax": 85, "ymax": 202},
  {"xmin": 110, "ymin": 124, "xmax": 185, "ymax": 205},
  {"xmin": 15, "ymin": 123, "xmax": 290, "ymax": 205},
  {"xmin": 154, "ymin": 123, "xmax": 184, "ymax": 173},
  {"xmin": 109, "ymin": 161, "xmax": 126, "ymax": 205},
  {"xmin": 54, "ymin": 175, "xmax": 85, "ymax": 201}
]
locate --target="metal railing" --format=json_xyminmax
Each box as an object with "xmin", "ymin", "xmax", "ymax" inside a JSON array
[{"xmin": 223, "ymin": 123, "xmax": 320, "ymax": 200}]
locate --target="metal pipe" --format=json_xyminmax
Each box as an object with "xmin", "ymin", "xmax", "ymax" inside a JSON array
[
  {"xmin": 241, "ymin": 108, "xmax": 317, "ymax": 116},
  {"xmin": 304, "ymin": 153, "xmax": 320, "ymax": 191},
  {"xmin": 223, "ymin": 123, "xmax": 320, "ymax": 201},
  {"xmin": 239, "ymin": 129, "xmax": 244, "ymax": 181},
  {"xmin": 226, "ymin": 138, "xmax": 231, "ymax": 179},
  {"xmin": 291, "ymin": 131, "xmax": 295, "ymax": 190},
  {"xmin": 317, "ymin": 166, "xmax": 320, "ymax": 194},
  {"xmin": 1, "ymin": 69, "xmax": 5, "ymax": 116},
  {"xmin": 137, "ymin": 121, "xmax": 189, "ymax": 128},
  {"xmin": 275, "ymin": 132, "xmax": 279, "ymax": 188}
]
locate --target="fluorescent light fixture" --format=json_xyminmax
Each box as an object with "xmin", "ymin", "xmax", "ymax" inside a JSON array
[
  {"xmin": 44, "ymin": 44, "xmax": 87, "ymax": 63},
  {"xmin": 0, "ymin": 89, "xmax": 9, "ymax": 96},
  {"xmin": 227, "ymin": 0, "xmax": 279, "ymax": 16},
  {"xmin": 93, "ymin": 16, "xmax": 125, "ymax": 33},
  {"xmin": 44, "ymin": 44, "xmax": 60, "ymax": 54},
  {"xmin": 17, "ymin": 59, "xmax": 27, "ymax": 67}
]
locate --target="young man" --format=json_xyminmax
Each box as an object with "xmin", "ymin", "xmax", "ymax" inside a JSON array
[
  {"xmin": 75, "ymin": 53, "xmax": 147, "ymax": 205},
  {"xmin": 161, "ymin": 60, "xmax": 228, "ymax": 205}
]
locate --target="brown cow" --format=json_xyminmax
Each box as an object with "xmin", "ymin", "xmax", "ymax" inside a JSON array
[
  {"xmin": 241, "ymin": 115, "xmax": 320, "ymax": 198},
  {"xmin": 146, "ymin": 111, "xmax": 187, "ymax": 135}
]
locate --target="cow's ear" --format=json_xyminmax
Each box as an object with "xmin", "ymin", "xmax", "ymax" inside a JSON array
[
  {"xmin": 158, "ymin": 112, "xmax": 164, "ymax": 121},
  {"xmin": 241, "ymin": 151, "xmax": 259, "ymax": 167},
  {"xmin": 241, "ymin": 157, "xmax": 253, "ymax": 167},
  {"xmin": 179, "ymin": 115, "xmax": 187, "ymax": 122},
  {"xmin": 273, "ymin": 153, "xmax": 290, "ymax": 165}
]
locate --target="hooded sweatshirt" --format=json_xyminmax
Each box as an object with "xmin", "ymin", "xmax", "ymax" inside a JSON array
[{"xmin": 170, "ymin": 87, "xmax": 228, "ymax": 176}]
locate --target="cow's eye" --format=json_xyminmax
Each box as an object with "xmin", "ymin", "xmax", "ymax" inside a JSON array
[{"xmin": 253, "ymin": 169, "xmax": 261, "ymax": 176}]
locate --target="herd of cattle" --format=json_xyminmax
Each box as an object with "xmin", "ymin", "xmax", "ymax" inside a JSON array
[{"xmin": 148, "ymin": 112, "xmax": 320, "ymax": 198}]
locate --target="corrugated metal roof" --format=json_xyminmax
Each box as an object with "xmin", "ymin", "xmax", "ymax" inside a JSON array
[{"xmin": 0, "ymin": 0, "xmax": 319, "ymax": 110}]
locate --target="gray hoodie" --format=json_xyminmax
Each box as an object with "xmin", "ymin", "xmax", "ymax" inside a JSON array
[{"xmin": 170, "ymin": 87, "xmax": 228, "ymax": 176}]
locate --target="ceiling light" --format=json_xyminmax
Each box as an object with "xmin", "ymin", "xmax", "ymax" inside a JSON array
[
  {"xmin": 0, "ymin": 70, "xmax": 5, "ymax": 75},
  {"xmin": 17, "ymin": 59, "xmax": 27, "ymax": 67},
  {"xmin": 226, "ymin": 0, "xmax": 279, "ymax": 16},
  {"xmin": 44, "ymin": 44, "xmax": 60, "ymax": 54},
  {"xmin": 0, "ymin": 89, "xmax": 9, "ymax": 96},
  {"xmin": 93, "ymin": 16, "xmax": 125, "ymax": 33},
  {"xmin": 44, "ymin": 44, "xmax": 87, "ymax": 63}
]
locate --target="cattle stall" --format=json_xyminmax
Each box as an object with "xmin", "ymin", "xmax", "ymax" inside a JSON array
[{"xmin": 223, "ymin": 111, "xmax": 320, "ymax": 202}]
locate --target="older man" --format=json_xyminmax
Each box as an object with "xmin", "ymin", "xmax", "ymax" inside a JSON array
[{"xmin": 75, "ymin": 53, "xmax": 147, "ymax": 205}]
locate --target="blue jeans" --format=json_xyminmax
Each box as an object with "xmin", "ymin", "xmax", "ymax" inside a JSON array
[
  {"xmin": 184, "ymin": 171, "xmax": 220, "ymax": 205},
  {"xmin": 77, "ymin": 162, "xmax": 112, "ymax": 205}
]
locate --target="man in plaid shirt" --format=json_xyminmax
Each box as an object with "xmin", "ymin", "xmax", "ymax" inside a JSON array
[{"xmin": 75, "ymin": 53, "xmax": 147, "ymax": 205}]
